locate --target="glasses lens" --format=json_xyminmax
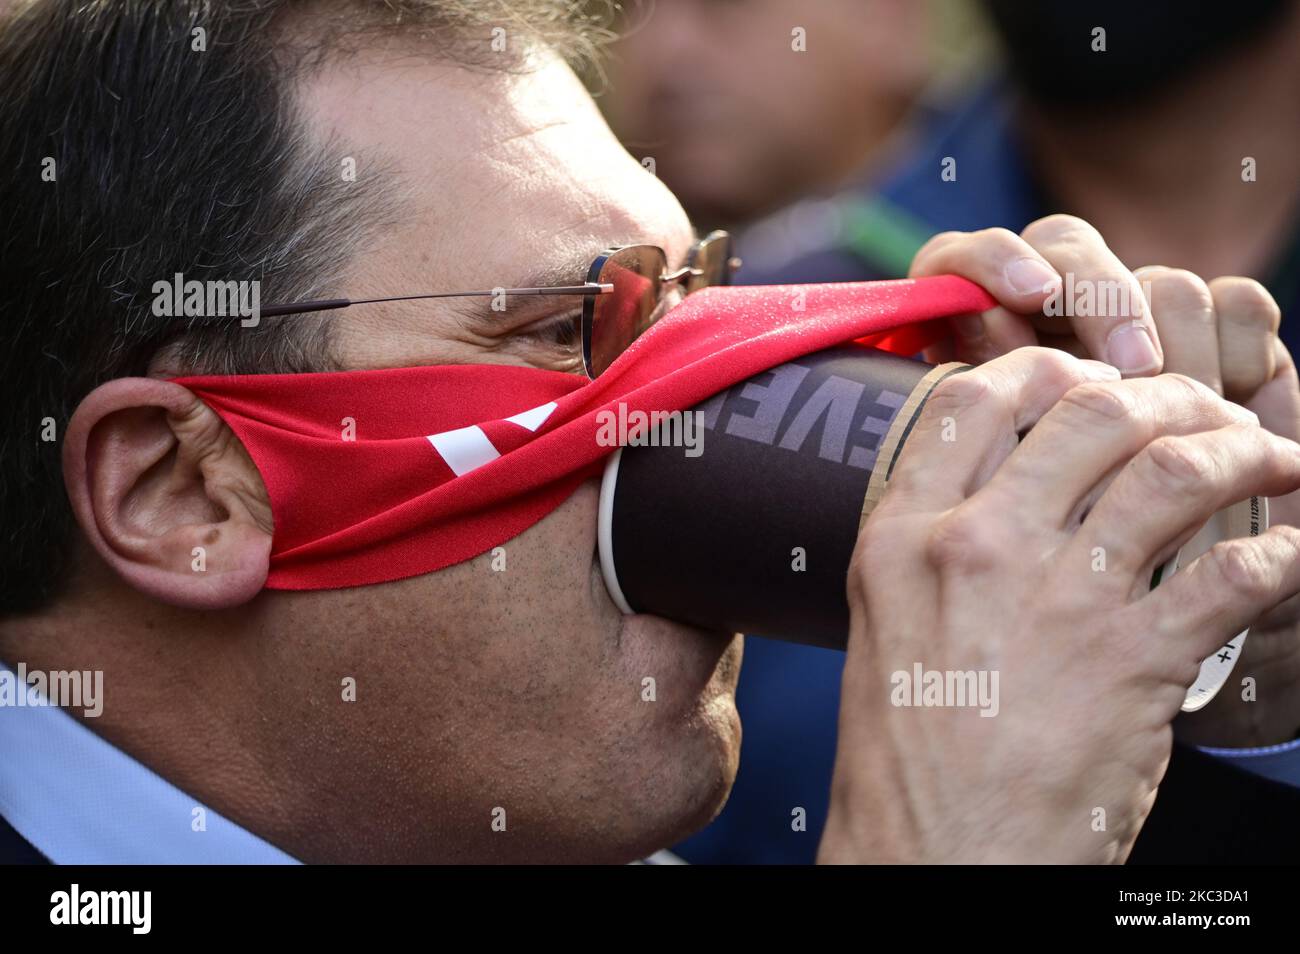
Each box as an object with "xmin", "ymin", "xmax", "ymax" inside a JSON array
[
  {"xmin": 686, "ymin": 231, "xmax": 734, "ymax": 294},
  {"xmin": 589, "ymin": 245, "xmax": 666, "ymax": 377}
]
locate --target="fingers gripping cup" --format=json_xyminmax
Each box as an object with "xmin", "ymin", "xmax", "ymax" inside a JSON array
[{"xmin": 596, "ymin": 346, "xmax": 1266, "ymax": 712}]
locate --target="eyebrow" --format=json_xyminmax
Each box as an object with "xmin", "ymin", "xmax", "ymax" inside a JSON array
[
  {"xmin": 503, "ymin": 229, "xmax": 697, "ymax": 299},
  {"xmin": 446, "ymin": 248, "xmax": 614, "ymax": 328},
  {"xmin": 517, "ymin": 249, "xmax": 606, "ymax": 291}
]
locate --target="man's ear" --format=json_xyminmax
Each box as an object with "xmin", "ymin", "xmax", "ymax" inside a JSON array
[{"xmin": 63, "ymin": 378, "xmax": 273, "ymax": 609}]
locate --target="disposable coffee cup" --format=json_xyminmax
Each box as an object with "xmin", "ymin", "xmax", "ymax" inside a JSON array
[{"xmin": 597, "ymin": 345, "xmax": 1266, "ymax": 712}]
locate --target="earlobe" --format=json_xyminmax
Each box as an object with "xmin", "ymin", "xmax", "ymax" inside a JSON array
[{"xmin": 64, "ymin": 378, "xmax": 273, "ymax": 609}]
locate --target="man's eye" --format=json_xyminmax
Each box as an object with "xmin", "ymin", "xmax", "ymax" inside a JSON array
[{"xmin": 517, "ymin": 313, "xmax": 581, "ymax": 350}]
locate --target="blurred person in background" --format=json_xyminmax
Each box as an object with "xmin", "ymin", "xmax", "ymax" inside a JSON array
[
  {"xmin": 653, "ymin": 0, "xmax": 1300, "ymax": 864},
  {"xmin": 597, "ymin": 0, "xmax": 935, "ymax": 230}
]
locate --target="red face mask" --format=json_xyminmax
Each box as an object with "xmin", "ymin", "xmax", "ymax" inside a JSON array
[{"xmin": 174, "ymin": 277, "xmax": 993, "ymax": 590}]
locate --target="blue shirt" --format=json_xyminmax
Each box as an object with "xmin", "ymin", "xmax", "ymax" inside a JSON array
[{"xmin": 0, "ymin": 660, "xmax": 300, "ymax": 864}]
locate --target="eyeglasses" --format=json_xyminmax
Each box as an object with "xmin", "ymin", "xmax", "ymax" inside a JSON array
[{"xmin": 259, "ymin": 230, "xmax": 740, "ymax": 379}]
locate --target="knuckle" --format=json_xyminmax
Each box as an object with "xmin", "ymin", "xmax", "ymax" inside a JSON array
[
  {"xmin": 1211, "ymin": 277, "xmax": 1282, "ymax": 332},
  {"xmin": 1021, "ymin": 213, "xmax": 1099, "ymax": 246},
  {"xmin": 1023, "ymin": 345, "xmax": 1084, "ymax": 384},
  {"xmin": 1208, "ymin": 539, "xmax": 1275, "ymax": 603},
  {"xmin": 1059, "ymin": 380, "xmax": 1134, "ymax": 425},
  {"xmin": 926, "ymin": 230, "xmax": 965, "ymax": 248},
  {"xmin": 975, "ymin": 226, "xmax": 1023, "ymax": 251},
  {"xmin": 923, "ymin": 508, "xmax": 1004, "ymax": 573},
  {"xmin": 911, "ymin": 231, "xmax": 964, "ymax": 269},
  {"xmin": 1270, "ymin": 522, "xmax": 1300, "ymax": 549},
  {"xmin": 1271, "ymin": 525, "xmax": 1300, "ymax": 566},
  {"xmin": 1158, "ymin": 372, "xmax": 1222, "ymax": 412},
  {"xmin": 922, "ymin": 371, "xmax": 996, "ymax": 420},
  {"xmin": 1139, "ymin": 435, "xmax": 1215, "ymax": 493},
  {"xmin": 1145, "ymin": 269, "xmax": 1214, "ymax": 320}
]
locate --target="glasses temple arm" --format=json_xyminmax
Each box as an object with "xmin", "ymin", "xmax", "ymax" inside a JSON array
[{"xmin": 259, "ymin": 284, "xmax": 615, "ymax": 319}]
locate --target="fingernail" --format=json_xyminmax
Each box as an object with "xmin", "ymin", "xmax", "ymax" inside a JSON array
[
  {"xmin": 1105, "ymin": 321, "xmax": 1161, "ymax": 375},
  {"xmin": 1005, "ymin": 257, "xmax": 1061, "ymax": 296}
]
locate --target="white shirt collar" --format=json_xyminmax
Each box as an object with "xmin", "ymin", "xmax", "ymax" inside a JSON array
[{"xmin": 0, "ymin": 660, "xmax": 299, "ymax": 864}]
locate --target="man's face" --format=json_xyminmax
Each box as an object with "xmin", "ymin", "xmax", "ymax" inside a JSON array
[{"xmin": 239, "ymin": 43, "xmax": 742, "ymax": 863}]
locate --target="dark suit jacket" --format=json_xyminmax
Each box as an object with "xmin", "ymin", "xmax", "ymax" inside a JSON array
[
  {"xmin": 0, "ymin": 814, "xmax": 49, "ymax": 864},
  {"xmin": 1129, "ymin": 742, "xmax": 1300, "ymax": 863}
]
